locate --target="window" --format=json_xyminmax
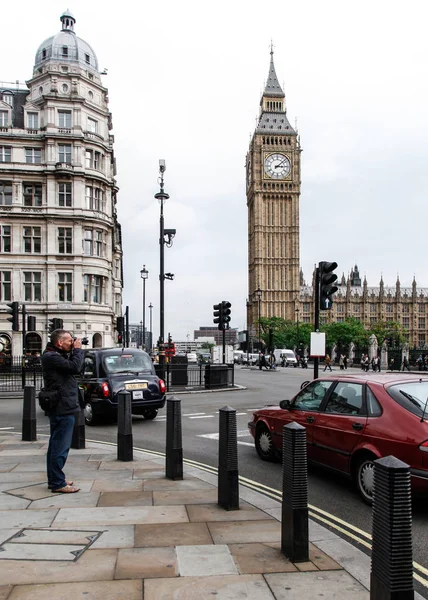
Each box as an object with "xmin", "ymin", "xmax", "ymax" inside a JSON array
[
  {"xmin": 402, "ymin": 317, "xmax": 410, "ymax": 328},
  {"xmin": 0, "ymin": 226, "xmax": 11, "ymax": 252},
  {"xmin": 336, "ymin": 317, "xmax": 344, "ymax": 322},
  {"xmin": 58, "ymin": 182, "xmax": 72, "ymax": 207},
  {"xmin": 303, "ymin": 302, "xmax": 311, "ymax": 313},
  {"xmin": 85, "ymin": 186, "xmax": 105, "ymax": 211},
  {"xmin": 23, "ymin": 272, "xmax": 41, "ymax": 301},
  {"xmin": 27, "ymin": 113, "xmax": 39, "ymax": 129},
  {"xmin": 115, "ymin": 293, "xmax": 121, "ymax": 315},
  {"xmin": 336, "ymin": 304, "xmax": 344, "ymax": 313},
  {"xmin": 23, "ymin": 227, "xmax": 41, "ymax": 253},
  {"xmin": 85, "ymin": 149, "xmax": 102, "ymax": 169},
  {"xmin": 418, "ymin": 334, "xmax": 426, "ymax": 346},
  {"xmin": 85, "ymin": 53, "xmax": 90, "ymax": 64},
  {"xmin": 42, "ymin": 49, "xmax": 47, "ymax": 60},
  {"xmin": 23, "ymin": 184, "xmax": 42, "ymax": 207},
  {"xmin": 402, "ymin": 304, "xmax": 409, "ymax": 313},
  {"xmin": 85, "ymin": 150, "xmax": 92, "ymax": 169},
  {"xmin": 114, "ymin": 259, "xmax": 120, "ymax": 278},
  {"xmin": 293, "ymin": 381, "xmax": 333, "ymax": 411},
  {"xmin": 370, "ymin": 303, "xmax": 376, "ymax": 313},
  {"xmin": 83, "ymin": 228, "xmax": 104, "ymax": 256},
  {"xmin": 2, "ymin": 93, "xmax": 13, "ymax": 106},
  {"xmin": 58, "ymin": 144, "xmax": 72, "ymax": 163},
  {"xmin": 58, "ymin": 273, "xmax": 72, "ymax": 302},
  {"xmin": 366, "ymin": 386, "xmax": 382, "ymax": 417},
  {"xmin": 0, "ymin": 147, "xmax": 11, "ymax": 162},
  {"xmin": 370, "ymin": 317, "xmax": 377, "ymax": 325},
  {"xmin": 0, "ymin": 182, "xmax": 12, "ymax": 205},
  {"xmin": 83, "ymin": 229, "xmax": 93, "ymax": 254},
  {"xmin": 385, "ymin": 304, "xmax": 393, "ymax": 313},
  {"xmin": 324, "ymin": 382, "xmax": 363, "ymax": 415},
  {"xmin": 386, "ymin": 317, "xmax": 393, "ymax": 322},
  {"xmin": 61, "ymin": 46, "xmax": 68, "ymax": 58},
  {"xmin": 0, "ymin": 271, "xmax": 11, "ymax": 301},
  {"xmin": 83, "ymin": 275, "xmax": 104, "ymax": 304},
  {"xmin": 87, "ymin": 118, "xmax": 98, "ymax": 133},
  {"xmin": 419, "ymin": 318, "xmax": 426, "ymax": 330},
  {"xmin": 58, "ymin": 227, "xmax": 72, "ymax": 254},
  {"xmin": 354, "ymin": 304, "xmax": 360, "ymax": 313},
  {"xmin": 25, "ymin": 148, "xmax": 42, "ymax": 164},
  {"xmin": 58, "ymin": 110, "xmax": 72, "ymax": 128},
  {"xmin": 419, "ymin": 304, "xmax": 425, "ymax": 314},
  {"xmin": 0, "ymin": 111, "xmax": 8, "ymax": 126},
  {"xmin": 94, "ymin": 230, "xmax": 104, "ymax": 256}
]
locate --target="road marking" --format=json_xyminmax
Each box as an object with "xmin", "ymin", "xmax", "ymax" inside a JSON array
[
  {"xmin": 0, "ymin": 427, "xmax": 14, "ymax": 430},
  {"xmin": 189, "ymin": 415, "xmax": 214, "ymax": 419},
  {"xmin": 237, "ymin": 441, "xmax": 254, "ymax": 447},
  {"xmin": 182, "ymin": 412, "xmax": 206, "ymax": 416},
  {"xmin": 198, "ymin": 430, "xmax": 251, "ymax": 440},
  {"xmin": 236, "ymin": 412, "xmax": 248, "ymax": 416}
]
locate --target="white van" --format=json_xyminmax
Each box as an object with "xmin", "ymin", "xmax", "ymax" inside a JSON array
[{"xmin": 273, "ymin": 348, "xmax": 297, "ymax": 367}]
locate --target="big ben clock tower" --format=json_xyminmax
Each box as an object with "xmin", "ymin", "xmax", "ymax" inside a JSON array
[{"xmin": 246, "ymin": 49, "xmax": 301, "ymax": 337}]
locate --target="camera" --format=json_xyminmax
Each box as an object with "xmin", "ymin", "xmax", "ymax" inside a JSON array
[{"xmin": 82, "ymin": 337, "xmax": 89, "ymax": 346}]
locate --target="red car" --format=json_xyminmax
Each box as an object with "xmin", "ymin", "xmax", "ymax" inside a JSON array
[{"xmin": 248, "ymin": 373, "xmax": 428, "ymax": 503}]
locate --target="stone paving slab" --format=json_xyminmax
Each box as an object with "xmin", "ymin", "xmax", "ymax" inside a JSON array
[
  {"xmin": 0, "ymin": 529, "xmax": 20, "ymax": 545},
  {"xmin": 0, "ymin": 464, "xmax": 17, "ymax": 472},
  {"xmin": 153, "ymin": 489, "xmax": 217, "ymax": 505},
  {"xmin": 264, "ymin": 570, "xmax": 369, "ymax": 599},
  {"xmin": 0, "ymin": 494, "xmax": 30, "ymax": 510},
  {"xmin": 229, "ymin": 543, "xmax": 298, "ymax": 574},
  {"xmin": 0, "ymin": 473, "xmax": 46, "ymax": 484},
  {"xmin": 90, "ymin": 479, "xmax": 143, "ymax": 492},
  {"xmin": 52, "ymin": 505, "xmax": 189, "ymax": 527},
  {"xmin": 135, "ymin": 522, "xmax": 212, "ymax": 547},
  {"xmin": 8, "ymin": 528, "xmax": 100, "ymax": 545},
  {"xmin": 6, "ymin": 579, "xmax": 143, "ymax": 600},
  {"xmin": 0, "ymin": 586, "xmax": 12, "ymax": 600},
  {"xmin": 97, "ymin": 461, "xmax": 139, "ymax": 470},
  {"xmin": 31, "ymin": 492, "xmax": 101, "ymax": 509},
  {"xmin": 187, "ymin": 503, "xmax": 274, "ymax": 523},
  {"xmin": 97, "ymin": 491, "xmax": 153, "ymax": 507},
  {"xmin": 115, "ymin": 546, "xmax": 177, "ymax": 579},
  {"xmin": 133, "ymin": 469, "xmax": 165, "ymax": 479},
  {"xmin": 208, "ymin": 520, "xmax": 281, "ymax": 544},
  {"xmin": 177, "ymin": 544, "xmax": 238, "ymax": 576},
  {"xmin": 143, "ymin": 574, "xmax": 274, "ymax": 600},
  {"xmin": 142, "ymin": 477, "xmax": 215, "ymax": 491},
  {"xmin": 90, "ymin": 525, "xmax": 134, "ymax": 549},
  {"xmin": 0, "ymin": 548, "xmax": 117, "ymax": 586},
  {"xmin": 0, "ymin": 542, "xmax": 86, "ymax": 561},
  {"xmin": 0, "ymin": 509, "xmax": 57, "ymax": 529}
]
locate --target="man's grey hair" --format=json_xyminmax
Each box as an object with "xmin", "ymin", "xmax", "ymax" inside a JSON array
[{"xmin": 50, "ymin": 329, "xmax": 71, "ymax": 346}]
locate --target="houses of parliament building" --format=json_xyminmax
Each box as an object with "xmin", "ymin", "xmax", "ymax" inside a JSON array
[{"xmin": 246, "ymin": 52, "xmax": 428, "ymax": 349}]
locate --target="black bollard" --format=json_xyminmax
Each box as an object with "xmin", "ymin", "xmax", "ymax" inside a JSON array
[
  {"xmin": 71, "ymin": 409, "xmax": 85, "ymax": 449},
  {"xmin": 370, "ymin": 455, "xmax": 414, "ymax": 600},
  {"xmin": 22, "ymin": 385, "xmax": 37, "ymax": 442},
  {"xmin": 117, "ymin": 391, "xmax": 133, "ymax": 461},
  {"xmin": 218, "ymin": 406, "xmax": 239, "ymax": 510},
  {"xmin": 281, "ymin": 421, "xmax": 309, "ymax": 562},
  {"xmin": 165, "ymin": 396, "xmax": 183, "ymax": 480}
]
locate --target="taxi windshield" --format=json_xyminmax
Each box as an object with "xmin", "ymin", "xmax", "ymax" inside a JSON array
[{"xmin": 102, "ymin": 353, "xmax": 153, "ymax": 374}]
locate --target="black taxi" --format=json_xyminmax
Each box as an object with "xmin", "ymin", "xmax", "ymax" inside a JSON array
[{"xmin": 78, "ymin": 348, "xmax": 166, "ymax": 425}]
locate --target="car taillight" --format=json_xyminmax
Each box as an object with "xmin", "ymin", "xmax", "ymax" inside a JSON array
[
  {"xmin": 101, "ymin": 382, "xmax": 110, "ymax": 398},
  {"xmin": 159, "ymin": 379, "xmax": 166, "ymax": 394},
  {"xmin": 419, "ymin": 440, "xmax": 428, "ymax": 453}
]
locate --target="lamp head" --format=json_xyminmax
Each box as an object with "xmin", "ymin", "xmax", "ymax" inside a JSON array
[{"xmin": 159, "ymin": 159, "xmax": 166, "ymax": 173}]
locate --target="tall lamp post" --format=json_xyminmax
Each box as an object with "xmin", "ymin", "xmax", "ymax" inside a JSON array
[
  {"xmin": 255, "ymin": 287, "xmax": 262, "ymax": 350},
  {"xmin": 246, "ymin": 299, "xmax": 251, "ymax": 362},
  {"xmin": 148, "ymin": 302, "xmax": 153, "ymax": 353},
  {"xmin": 140, "ymin": 265, "xmax": 148, "ymax": 349},
  {"xmin": 155, "ymin": 159, "xmax": 176, "ymax": 378}
]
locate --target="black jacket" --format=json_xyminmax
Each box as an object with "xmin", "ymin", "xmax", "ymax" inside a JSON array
[{"xmin": 41, "ymin": 343, "xmax": 84, "ymax": 415}]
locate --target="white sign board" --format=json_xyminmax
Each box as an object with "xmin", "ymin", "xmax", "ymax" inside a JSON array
[{"xmin": 310, "ymin": 332, "xmax": 326, "ymax": 357}]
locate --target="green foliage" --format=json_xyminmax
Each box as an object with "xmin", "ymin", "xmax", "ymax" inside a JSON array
[
  {"xmin": 322, "ymin": 317, "xmax": 369, "ymax": 351},
  {"xmin": 258, "ymin": 317, "xmax": 312, "ymax": 349},
  {"xmin": 201, "ymin": 342, "xmax": 215, "ymax": 349},
  {"xmin": 368, "ymin": 320, "xmax": 406, "ymax": 345}
]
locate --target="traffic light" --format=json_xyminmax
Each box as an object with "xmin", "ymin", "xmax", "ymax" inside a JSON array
[
  {"xmin": 6, "ymin": 302, "xmax": 19, "ymax": 331},
  {"xmin": 213, "ymin": 303, "xmax": 222, "ymax": 328},
  {"xmin": 116, "ymin": 316, "xmax": 124, "ymax": 333},
  {"xmin": 221, "ymin": 301, "xmax": 231, "ymax": 329},
  {"xmin": 319, "ymin": 261, "xmax": 338, "ymax": 310},
  {"xmin": 48, "ymin": 318, "xmax": 63, "ymax": 333},
  {"xmin": 27, "ymin": 316, "xmax": 36, "ymax": 331}
]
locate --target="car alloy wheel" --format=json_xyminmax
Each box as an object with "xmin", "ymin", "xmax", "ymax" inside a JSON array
[
  {"xmin": 356, "ymin": 456, "xmax": 375, "ymax": 505},
  {"xmin": 142, "ymin": 409, "xmax": 158, "ymax": 420},
  {"xmin": 84, "ymin": 402, "xmax": 96, "ymax": 426},
  {"xmin": 255, "ymin": 425, "xmax": 276, "ymax": 461}
]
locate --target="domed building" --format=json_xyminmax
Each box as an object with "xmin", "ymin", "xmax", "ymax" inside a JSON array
[{"xmin": 0, "ymin": 11, "xmax": 123, "ymax": 355}]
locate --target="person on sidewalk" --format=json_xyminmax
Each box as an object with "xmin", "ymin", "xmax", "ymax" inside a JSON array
[
  {"xmin": 323, "ymin": 354, "xmax": 332, "ymax": 372},
  {"xmin": 41, "ymin": 329, "xmax": 84, "ymax": 494},
  {"xmin": 401, "ymin": 356, "xmax": 411, "ymax": 372}
]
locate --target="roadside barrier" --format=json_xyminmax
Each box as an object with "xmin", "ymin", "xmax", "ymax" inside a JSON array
[
  {"xmin": 22, "ymin": 385, "xmax": 37, "ymax": 442},
  {"xmin": 71, "ymin": 409, "xmax": 85, "ymax": 449},
  {"xmin": 117, "ymin": 391, "xmax": 133, "ymax": 461},
  {"xmin": 370, "ymin": 455, "xmax": 414, "ymax": 600},
  {"xmin": 218, "ymin": 406, "xmax": 239, "ymax": 510},
  {"xmin": 281, "ymin": 421, "xmax": 309, "ymax": 562},
  {"xmin": 165, "ymin": 396, "xmax": 183, "ymax": 480}
]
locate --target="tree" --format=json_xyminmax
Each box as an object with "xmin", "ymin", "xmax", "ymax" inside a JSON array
[
  {"xmin": 322, "ymin": 317, "xmax": 369, "ymax": 354},
  {"xmin": 258, "ymin": 317, "xmax": 312, "ymax": 350},
  {"xmin": 368, "ymin": 320, "xmax": 406, "ymax": 346}
]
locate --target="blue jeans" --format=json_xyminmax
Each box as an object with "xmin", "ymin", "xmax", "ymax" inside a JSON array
[{"xmin": 47, "ymin": 413, "xmax": 75, "ymax": 490}]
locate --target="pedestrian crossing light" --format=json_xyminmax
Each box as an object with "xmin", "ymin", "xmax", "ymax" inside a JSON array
[
  {"xmin": 319, "ymin": 262, "xmax": 338, "ymax": 310},
  {"xmin": 6, "ymin": 302, "xmax": 19, "ymax": 331}
]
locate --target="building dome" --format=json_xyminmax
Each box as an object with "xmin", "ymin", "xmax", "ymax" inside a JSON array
[{"xmin": 34, "ymin": 10, "xmax": 99, "ymax": 72}]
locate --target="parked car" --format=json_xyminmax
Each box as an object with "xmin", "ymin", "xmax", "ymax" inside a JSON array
[
  {"xmin": 248, "ymin": 373, "xmax": 428, "ymax": 503},
  {"xmin": 78, "ymin": 348, "xmax": 166, "ymax": 425}
]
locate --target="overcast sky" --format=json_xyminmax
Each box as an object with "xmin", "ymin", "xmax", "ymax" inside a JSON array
[{"xmin": 4, "ymin": 0, "xmax": 428, "ymax": 341}]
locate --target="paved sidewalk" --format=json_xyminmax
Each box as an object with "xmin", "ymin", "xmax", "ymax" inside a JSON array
[{"xmin": 0, "ymin": 433, "xmax": 420, "ymax": 599}]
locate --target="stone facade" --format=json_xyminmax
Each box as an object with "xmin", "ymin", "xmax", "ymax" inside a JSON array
[{"xmin": 0, "ymin": 11, "xmax": 123, "ymax": 355}]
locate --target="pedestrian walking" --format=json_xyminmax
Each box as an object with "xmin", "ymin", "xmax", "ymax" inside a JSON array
[
  {"xmin": 323, "ymin": 354, "xmax": 332, "ymax": 372},
  {"xmin": 401, "ymin": 356, "xmax": 411, "ymax": 372},
  {"xmin": 259, "ymin": 352, "xmax": 267, "ymax": 371},
  {"xmin": 343, "ymin": 355, "xmax": 348, "ymax": 369},
  {"xmin": 339, "ymin": 354, "xmax": 344, "ymax": 370},
  {"xmin": 41, "ymin": 329, "xmax": 84, "ymax": 494},
  {"xmin": 364, "ymin": 355, "xmax": 370, "ymax": 372}
]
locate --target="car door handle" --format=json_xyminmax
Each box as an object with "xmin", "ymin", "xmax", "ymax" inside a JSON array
[
  {"xmin": 306, "ymin": 416, "xmax": 315, "ymax": 423},
  {"xmin": 352, "ymin": 422, "xmax": 364, "ymax": 431}
]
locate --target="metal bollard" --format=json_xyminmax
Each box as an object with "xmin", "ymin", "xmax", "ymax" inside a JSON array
[
  {"xmin": 165, "ymin": 396, "xmax": 183, "ymax": 480},
  {"xmin": 71, "ymin": 409, "xmax": 85, "ymax": 449},
  {"xmin": 370, "ymin": 455, "xmax": 414, "ymax": 600},
  {"xmin": 117, "ymin": 391, "xmax": 133, "ymax": 461},
  {"xmin": 218, "ymin": 406, "xmax": 239, "ymax": 510},
  {"xmin": 281, "ymin": 422, "xmax": 309, "ymax": 562},
  {"xmin": 22, "ymin": 385, "xmax": 37, "ymax": 442}
]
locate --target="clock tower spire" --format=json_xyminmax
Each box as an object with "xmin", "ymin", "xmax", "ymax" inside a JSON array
[{"xmin": 246, "ymin": 49, "xmax": 301, "ymax": 338}]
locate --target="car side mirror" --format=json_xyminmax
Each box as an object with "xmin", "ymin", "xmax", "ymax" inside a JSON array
[{"xmin": 280, "ymin": 399, "xmax": 291, "ymax": 410}]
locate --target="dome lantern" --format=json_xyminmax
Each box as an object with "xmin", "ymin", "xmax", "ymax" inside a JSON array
[{"xmin": 60, "ymin": 9, "xmax": 76, "ymax": 32}]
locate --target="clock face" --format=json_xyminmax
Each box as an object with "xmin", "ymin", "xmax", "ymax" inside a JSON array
[
  {"xmin": 264, "ymin": 153, "xmax": 291, "ymax": 179},
  {"xmin": 247, "ymin": 160, "xmax": 252, "ymax": 187}
]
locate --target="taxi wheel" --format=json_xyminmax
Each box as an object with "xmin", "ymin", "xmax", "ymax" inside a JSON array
[
  {"xmin": 142, "ymin": 409, "xmax": 158, "ymax": 420},
  {"xmin": 84, "ymin": 402, "xmax": 98, "ymax": 426},
  {"xmin": 255, "ymin": 425, "xmax": 276, "ymax": 462}
]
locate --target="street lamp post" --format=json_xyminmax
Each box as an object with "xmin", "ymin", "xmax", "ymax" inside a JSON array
[
  {"xmin": 139, "ymin": 320, "xmax": 143, "ymax": 347},
  {"xmin": 155, "ymin": 159, "xmax": 176, "ymax": 379},
  {"xmin": 255, "ymin": 287, "xmax": 262, "ymax": 350},
  {"xmin": 148, "ymin": 302, "xmax": 153, "ymax": 353},
  {"xmin": 140, "ymin": 265, "xmax": 148, "ymax": 349},
  {"xmin": 246, "ymin": 299, "xmax": 251, "ymax": 363}
]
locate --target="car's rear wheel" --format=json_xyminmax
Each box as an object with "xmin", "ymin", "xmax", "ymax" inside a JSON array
[
  {"xmin": 255, "ymin": 425, "xmax": 276, "ymax": 461},
  {"xmin": 354, "ymin": 454, "xmax": 376, "ymax": 505},
  {"xmin": 84, "ymin": 402, "xmax": 98, "ymax": 426},
  {"xmin": 142, "ymin": 409, "xmax": 158, "ymax": 420}
]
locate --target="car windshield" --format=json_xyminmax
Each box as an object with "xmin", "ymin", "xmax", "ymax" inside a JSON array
[
  {"xmin": 102, "ymin": 353, "xmax": 153, "ymax": 374},
  {"xmin": 387, "ymin": 381, "xmax": 428, "ymax": 419}
]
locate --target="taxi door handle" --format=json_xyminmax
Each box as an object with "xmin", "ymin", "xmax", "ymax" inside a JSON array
[
  {"xmin": 306, "ymin": 416, "xmax": 315, "ymax": 423},
  {"xmin": 352, "ymin": 422, "xmax": 364, "ymax": 431}
]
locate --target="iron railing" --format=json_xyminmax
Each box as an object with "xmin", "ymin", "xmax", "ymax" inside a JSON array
[{"xmin": 0, "ymin": 355, "xmax": 43, "ymax": 392}]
